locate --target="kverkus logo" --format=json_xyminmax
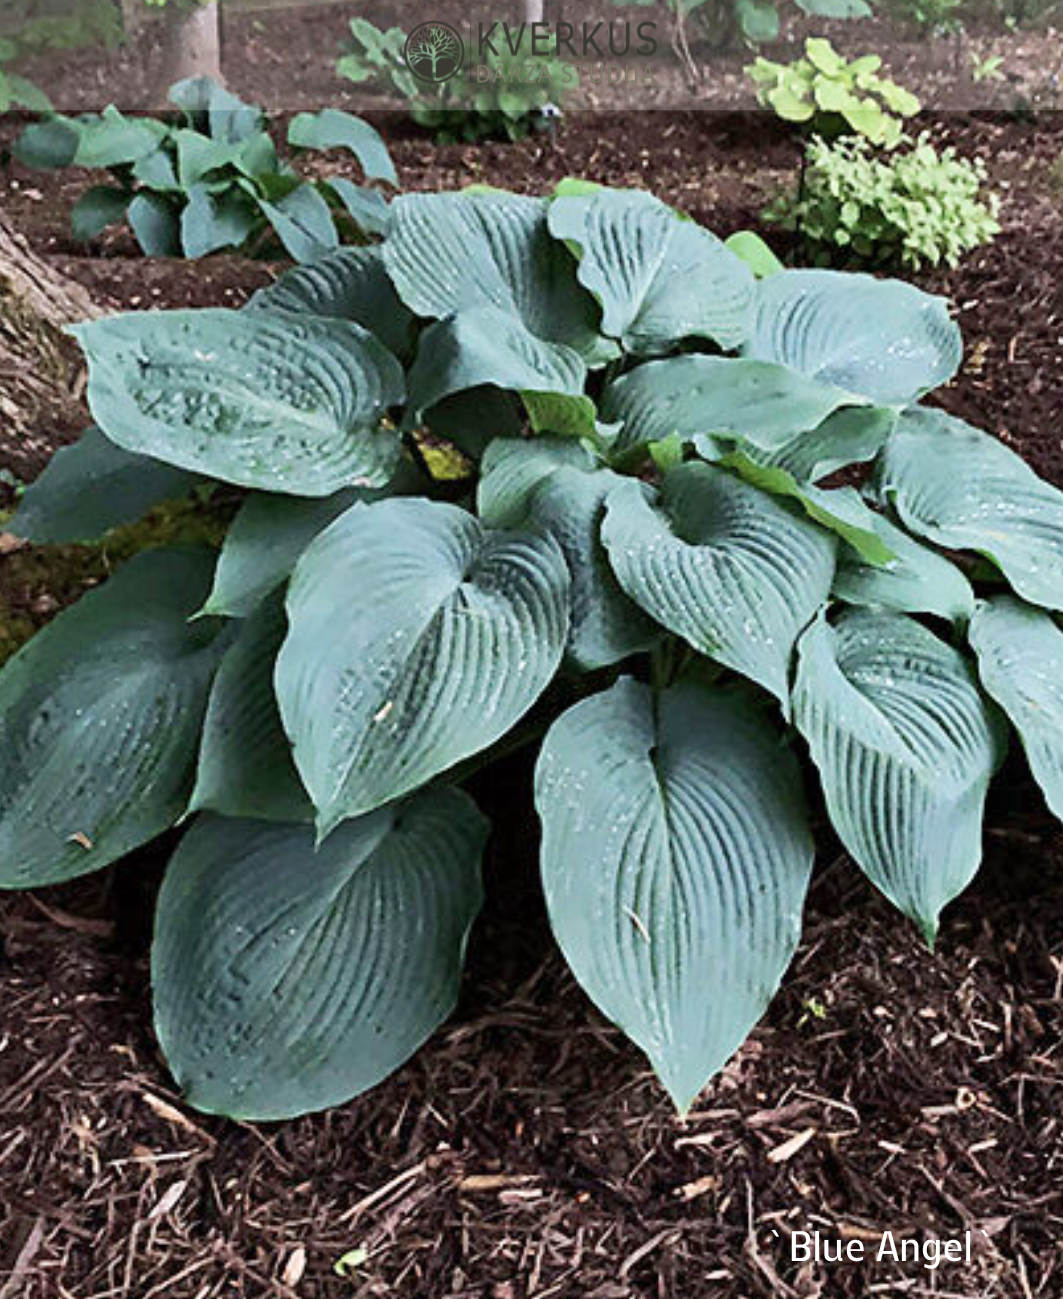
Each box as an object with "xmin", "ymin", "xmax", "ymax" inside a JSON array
[{"xmin": 404, "ymin": 22, "xmax": 465, "ymax": 83}]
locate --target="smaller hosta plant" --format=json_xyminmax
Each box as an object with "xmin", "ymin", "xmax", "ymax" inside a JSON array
[
  {"xmin": 7, "ymin": 183, "xmax": 1063, "ymax": 1121},
  {"xmin": 768, "ymin": 133, "xmax": 1000, "ymax": 269},
  {"xmin": 748, "ymin": 38, "xmax": 920, "ymax": 147},
  {"xmin": 13, "ymin": 77, "xmax": 396, "ymax": 260},
  {"xmin": 336, "ymin": 17, "xmax": 418, "ymax": 99}
]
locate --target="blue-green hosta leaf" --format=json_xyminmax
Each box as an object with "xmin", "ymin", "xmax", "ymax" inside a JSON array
[
  {"xmin": 260, "ymin": 184, "xmax": 339, "ymax": 263},
  {"xmin": 173, "ymin": 128, "xmax": 240, "ymax": 188},
  {"xmin": 249, "ymin": 246, "xmax": 413, "ymax": 358},
  {"xmin": 71, "ymin": 185, "xmax": 129, "ymax": 241},
  {"xmin": 793, "ymin": 610, "xmax": 1005, "ymax": 939},
  {"xmin": 762, "ymin": 406, "xmax": 897, "ymax": 482},
  {"xmin": 14, "ymin": 117, "xmax": 80, "ymax": 169},
  {"xmin": 599, "ymin": 355, "xmax": 862, "ymax": 457},
  {"xmin": 288, "ymin": 109, "xmax": 397, "ymax": 185},
  {"xmin": 201, "ymin": 489, "xmax": 361, "ymax": 618},
  {"xmin": 716, "ymin": 451, "xmax": 891, "ymax": 564},
  {"xmin": 876, "ymin": 407, "xmax": 1063, "ymax": 612},
  {"xmin": 406, "ymin": 307, "xmax": 586, "ymax": 418},
  {"xmin": 478, "ymin": 437, "xmax": 598, "ymax": 528},
  {"xmin": 383, "ymin": 191, "xmax": 607, "ymax": 362},
  {"xmin": 152, "ymin": 788, "xmax": 486, "ymax": 1120},
  {"xmin": 169, "ymin": 76, "xmax": 263, "ymax": 143},
  {"xmin": 528, "ymin": 466, "xmax": 659, "ymax": 670},
  {"xmin": 0, "ymin": 550, "xmax": 226, "ymax": 889},
  {"xmin": 834, "ymin": 513, "xmax": 975, "ymax": 623},
  {"xmin": 128, "ymin": 192, "xmax": 181, "ymax": 256},
  {"xmin": 546, "ymin": 188, "xmax": 755, "ymax": 355},
  {"xmin": 74, "ymin": 106, "xmax": 167, "ymax": 168},
  {"xmin": 9, "ymin": 427, "xmax": 200, "ymax": 544},
  {"xmin": 744, "ymin": 270, "xmax": 961, "ymax": 407},
  {"xmin": 536, "ymin": 676, "xmax": 813, "ymax": 1113},
  {"xmin": 602, "ymin": 464, "xmax": 836, "ymax": 706},
  {"xmin": 180, "ymin": 185, "xmax": 257, "ymax": 258},
  {"xmin": 190, "ymin": 592, "xmax": 311, "ymax": 823},
  {"xmin": 324, "ymin": 178, "xmax": 392, "ymax": 238},
  {"xmin": 73, "ymin": 309, "xmax": 404, "ymax": 496},
  {"xmin": 277, "ymin": 497, "xmax": 570, "ymax": 835},
  {"xmin": 969, "ymin": 596, "xmax": 1063, "ymax": 824}
]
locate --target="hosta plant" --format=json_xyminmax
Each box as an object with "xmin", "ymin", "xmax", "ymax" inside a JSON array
[
  {"xmin": 748, "ymin": 38, "xmax": 920, "ymax": 147},
  {"xmin": 7, "ymin": 183, "xmax": 1063, "ymax": 1121},
  {"xmin": 13, "ymin": 77, "xmax": 396, "ymax": 259}
]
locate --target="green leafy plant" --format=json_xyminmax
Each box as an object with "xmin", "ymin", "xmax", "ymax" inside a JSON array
[
  {"xmin": 6, "ymin": 182, "xmax": 1062, "ymax": 1122},
  {"xmin": 749, "ymin": 39, "xmax": 921, "ymax": 147},
  {"xmin": 337, "ymin": 18, "xmax": 571, "ymax": 143},
  {"xmin": 971, "ymin": 52, "xmax": 1006, "ymax": 81},
  {"xmin": 768, "ymin": 133, "xmax": 1000, "ymax": 269},
  {"xmin": 619, "ymin": 0, "xmax": 869, "ymax": 50},
  {"xmin": 0, "ymin": 35, "xmax": 49, "ymax": 111},
  {"xmin": 880, "ymin": 0, "xmax": 965, "ymax": 33},
  {"xmin": 13, "ymin": 77, "xmax": 396, "ymax": 260},
  {"xmin": 5, "ymin": 0, "xmax": 122, "ymax": 54}
]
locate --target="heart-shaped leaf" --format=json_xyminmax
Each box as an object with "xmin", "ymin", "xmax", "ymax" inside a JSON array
[
  {"xmin": 73, "ymin": 308, "xmax": 404, "ymax": 496},
  {"xmin": 537, "ymin": 676, "xmax": 813, "ymax": 1113},
  {"xmin": 547, "ymin": 188, "xmax": 755, "ymax": 355},
  {"xmin": 0, "ymin": 550, "xmax": 226, "ymax": 888},
  {"xmin": 277, "ymin": 497, "xmax": 570, "ymax": 834},
  {"xmin": 383, "ymin": 191, "xmax": 606, "ymax": 361},
  {"xmin": 600, "ymin": 355, "xmax": 861, "ymax": 457},
  {"xmin": 602, "ymin": 464, "xmax": 836, "ymax": 706},
  {"xmin": 793, "ymin": 609, "xmax": 1005, "ymax": 939},
  {"xmin": 743, "ymin": 270, "xmax": 961, "ymax": 406},
  {"xmin": 152, "ymin": 787, "xmax": 487, "ymax": 1119},
  {"xmin": 876, "ymin": 407, "xmax": 1063, "ymax": 611}
]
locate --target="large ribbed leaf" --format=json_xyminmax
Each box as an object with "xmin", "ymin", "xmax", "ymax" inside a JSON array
[
  {"xmin": 969, "ymin": 596, "xmax": 1063, "ymax": 824},
  {"xmin": 602, "ymin": 464, "xmax": 836, "ymax": 706},
  {"xmin": 537, "ymin": 677, "xmax": 813, "ymax": 1113},
  {"xmin": 834, "ymin": 513, "xmax": 975, "ymax": 623},
  {"xmin": 717, "ymin": 451, "xmax": 890, "ymax": 564},
  {"xmin": 277, "ymin": 497, "xmax": 570, "ymax": 835},
  {"xmin": 0, "ymin": 550, "xmax": 226, "ymax": 888},
  {"xmin": 743, "ymin": 271, "xmax": 961, "ymax": 406},
  {"xmin": 760, "ymin": 406, "xmax": 896, "ymax": 482},
  {"xmin": 478, "ymin": 437, "xmax": 599, "ymax": 529},
  {"xmin": 383, "ymin": 191, "xmax": 606, "ymax": 361},
  {"xmin": 201, "ymin": 489, "xmax": 361, "ymax": 618},
  {"xmin": 876, "ymin": 407, "xmax": 1063, "ymax": 611},
  {"xmin": 248, "ymin": 246, "xmax": 414, "ymax": 358},
  {"xmin": 600, "ymin": 355, "xmax": 860, "ymax": 457},
  {"xmin": 9, "ymin": 427, "xmax": 201, "ymax": 544},
  {"xmin": 546, "ymin": 189, "xmax": 755, "ymax": 355},
  {"xmin": 72, "ymin": 309, "xmax": 404, "ymax": 496},
  {"xmin": 190, "ymin": 592, "xmax": 311, "ymax": 823},
  {"xmin": 152, "ymin": 788, "xmax": 487, "ymax": 1120},
  {"xmin": 406, "ymin": 307, "xmax": 587, "ymax": 418},
  {"xmin": 793, "ymin": 610, "xmax": 1005, "ymax": 939},
  {"xmin": 528, "ymin": 467, "xmax": 659, "ymax": 670}
]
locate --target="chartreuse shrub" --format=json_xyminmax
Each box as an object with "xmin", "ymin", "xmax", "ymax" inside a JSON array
[
  {"xmin": 769, "ymin": 134, "xmax": 1000, "ymax": 269},
  {"xmin": 14, "ymin": 77, "xmax": 395, "ymax": 260},
  {"xmin": 7, "ymin": 184, "xmax": 1063, "ymax": 1120},
  {"xmin": 748, "ymin": 39, "xmax": 920, "ymax": 148}
]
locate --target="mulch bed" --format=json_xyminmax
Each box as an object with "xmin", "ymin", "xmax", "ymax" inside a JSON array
[{"xmin": 1, "ymin": 90, "xmax": 1062, "ymax": 1298}]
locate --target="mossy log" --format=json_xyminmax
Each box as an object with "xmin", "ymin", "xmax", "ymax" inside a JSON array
[{"xmin": 0, "ymin": 215, "xmax": 103, "ymax": 483}]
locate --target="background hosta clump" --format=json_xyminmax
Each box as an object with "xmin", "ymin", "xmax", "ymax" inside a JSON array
[{"xmin": 6, "ymin": 179, "xmax": 1063, "ymax": 1121}]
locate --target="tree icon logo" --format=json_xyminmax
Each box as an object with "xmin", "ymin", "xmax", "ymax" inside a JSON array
[{"xmin": 404, "ymin": 22, "xmax": 465, "ymax": 84}]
